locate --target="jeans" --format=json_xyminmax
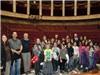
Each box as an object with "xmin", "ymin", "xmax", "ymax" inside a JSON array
[
  {"xmin": 73, "ymin": 57, "xmax": 79, "ymax": 69},
  {"xmin": 68, "ymin": 57, "xmax": 74, "ymax": 71},
  {"xmin": 10, "ymin": 58, "xmax": 21, "ymax": 75},
  {"xmin": 89, "ymin": 56, "xmax": 96, "ymax": 69}
]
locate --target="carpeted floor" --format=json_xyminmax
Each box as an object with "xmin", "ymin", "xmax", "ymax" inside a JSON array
[{"xmin": 22, "ymin": 70, "xmax": 100, "ymax": 75}]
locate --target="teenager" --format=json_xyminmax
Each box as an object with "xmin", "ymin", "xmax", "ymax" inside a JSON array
[
  {"xmin": 88, "ymin": 42, "xmax": 96, "ymax": 70},
  {"xmin": 52, "ymin": 42, "xmax": 60, "ymax": 72},
  {"xmin": 60, "ymin": 44, "xmax": 67, "ymax": 73},
  {"xmin": 36, "ymin": 38, "xmax": 44, "ymax": 64},
  {"xmin": 44, "ymin": 44, "xmax": 53, "ymax": 75},
  {"xmin": 73, "ymin": 42, "xmax": 79, "ymax": 70},
  {"xmin": 79, "ymin": 41, "xmax": 89, "ymax": 71},
  {"xmin": 67, "ymin": 42, "xmax": 74, "ymax": 71}
]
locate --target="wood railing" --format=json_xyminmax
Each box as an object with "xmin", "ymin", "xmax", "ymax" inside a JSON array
[{"xmin": 1, "ymin": 10, "xmax": 100, "ymax": 20}]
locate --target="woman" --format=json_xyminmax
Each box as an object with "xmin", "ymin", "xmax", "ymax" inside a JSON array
[
  {"xmin": 32, "ymin": 44, "xmax": 41, "ymax": 75},
  {"xmin": 44, "ymin": 44, "xmax": 53, "ymax": 75},
  {"xmin": 1, "ymin": 34, "xmax": 11, "ymax": 75}
]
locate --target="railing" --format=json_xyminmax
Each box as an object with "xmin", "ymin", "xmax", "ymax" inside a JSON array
[{"xmin": 1, "ymin": 10, "xmax": 100, "ymax": 20}]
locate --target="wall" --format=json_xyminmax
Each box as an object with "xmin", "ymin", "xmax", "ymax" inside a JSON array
[{"xmin": 1, "ymin": 23, "xmax": 100, "ymax": 45}]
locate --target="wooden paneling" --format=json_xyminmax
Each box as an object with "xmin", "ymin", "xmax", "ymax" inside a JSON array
[{"xmin": 1, "ymin": 23, "xmax": 100, "ymax": 44}]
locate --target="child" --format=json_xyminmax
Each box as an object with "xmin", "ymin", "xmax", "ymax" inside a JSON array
[
  {"xmin": 79, "ymin": 41, "xmax": 89, "ymax": 72},
  {"xmin": 44, "ymin": 44, "xmax": 53, "ymax": 75},
  {"xmin": 88, "ymin": 42, "xmax": 96, "ymax": 70},
  {"xmin": 72, "ymin": 42, "xmax": 80, "ymax": 72},
  {"xmin": 52, "ymin": 42, "xmax": 60, "ymax": 72},
  {"xmin": 67, "ymin": 42, "xmax": 74, "ymax": 71},
  {"xmin": 60, "ymin": 44, "xmax": 67, "ymax": 73}
]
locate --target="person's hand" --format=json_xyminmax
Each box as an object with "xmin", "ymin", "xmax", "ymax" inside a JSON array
[
  {"xmin": 17, "ymin": 51, "xmax": 21, "ymax": 55},
  {"xmin": 0, "ymin": 66, "xmax": 3, "ymax": 70},
  {"xmin": 60, "ymin": 59, "xmax": 62, "ymax": 63}
]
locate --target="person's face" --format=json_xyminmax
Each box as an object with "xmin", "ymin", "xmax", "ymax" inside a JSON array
[
  {"xmin": 82, "ymin": 40, "xmax": 85, "ymax": 45},
  {"xmin": 61, "ymin": 44, "xmax": 65, "ymax": 49},
  {"xmin": 48, "ymin": 40, "xmax": 51, "ymax": 44},
  {"xmin": 90, "ymin": 42, "xmax": 93, "ymax": 46},
  {"xmin": 54, "ymin": 43, "xmax": 57, "ymax": 47},
  {"xmin": 24, "ymin": 33, "xmax": 28, "ymax": 39},
  {"xmin": 57, "ymin": 40, "xmax": 61, "ymax": 44},
  {"xmin": 51, "ymin": 38, "xmax": 54, "ymax": 43},
  {"xmin": 62, "ymin": 42, "xmax": 65, "ymax": 45},
  {"xmin": 55, "ymin": 34, "xmax": 58, "ymax": 39},
  {"xmin": 80, "ymin": 36, "xmax": 83, "ymax": 40},
  {"xmin": 46, "ymin": 44, "xmax": 50, "ymax": 49},
  {"xmin": 68, "ymin": 43, "xmax": 71, "ymax": 47},
  {"xmin": 66, "ymin": 35, "xmax": 69, "ymax": 39},
  {"xmin": 2, "ymin": 35, "xmax": 7, "ymax": 42},
  {"xmin": 43, "ymin": 35, "xmax": 46, "ymax": 40},
  {"xmin": 84, "ymin": 36, "xmax": 87, "ymax": 40},
  {"xmin": 36, "ymin": 38, "xmax": 41, "ymax": 44},
  {"xmin": 74, "ymin": 42, "xmax": 77, "ymax": 46},
  {"xmin": 74, "ymin": 33, "xmax": 78, "ymax": 37},
  {"xmin": 62, "ymin": 38, "xmax": 65, "ymax": 41},
  {"xmin": 71, "ymin": 39, "xmax": 74, "ymax": 43},
  {"xmin": 85, "ymin": 41, "xmax": 88, "ymax": 46},
  {"xmin": 12, "ymin": 32, "xmax": 17, "ymax": 38}
]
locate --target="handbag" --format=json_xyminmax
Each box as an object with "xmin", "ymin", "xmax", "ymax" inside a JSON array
[{"xmin": 31, "ymin": 55, "xmax": 39, "ymax": 64}]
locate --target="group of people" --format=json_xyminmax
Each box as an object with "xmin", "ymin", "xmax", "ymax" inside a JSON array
[
  {"xmin": 1, "ymin": 32, "xmax": 100, "ymax": 75},
  {"xmin": 1, "ymin": 32, "xmax": 31, "ymax": 75}
]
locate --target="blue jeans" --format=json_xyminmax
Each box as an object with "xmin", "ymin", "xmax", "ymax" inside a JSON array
[
  {"xmin": 10, "ymin": 59, "xmax": 21, "ymax": 75},
  {"xmin": 68, "ymin": 57, "xmax": 74, "ymax": 71},
  {"xmin": 89, "ymin": 56, "xmax": 95, "ymax": 69}
]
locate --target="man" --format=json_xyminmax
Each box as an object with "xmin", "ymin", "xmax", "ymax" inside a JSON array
[
  {"xmin": 22, "ymin": 33, "xmax": 31, "ymax": 74},
  {"xmin": 73, "ymin": 33, "xmax": 79, "ymax": 46},
  {"xmin": 9, "ymin": 32, "xmax": 22, "ymax": 75}
]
